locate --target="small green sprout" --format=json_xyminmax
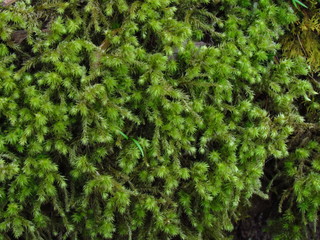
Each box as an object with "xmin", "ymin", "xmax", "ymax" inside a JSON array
[
  {"xmin": 119, "ymin": 131, "xmax": 145, "ymax": 157},
  {"xmin": 292, "ymin": 0, "xmax": 308, "ymax": 8}
]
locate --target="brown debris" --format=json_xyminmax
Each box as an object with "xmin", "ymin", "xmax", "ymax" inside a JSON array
[
  {"xmin": 11, "ymin": 30, "xmax": 28, "ymax": 44},
  {"xmin": 11, "ymin": 28, "xmax": 50, "ymax": 44},
  {"xmin": 1, "ymin": 0, "xmax": 18, "ymax": 7}
]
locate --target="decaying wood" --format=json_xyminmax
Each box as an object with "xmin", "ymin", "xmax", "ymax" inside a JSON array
[{"xmin": 1, "ymin": 0, "xmax": 18, "ymax": 7}]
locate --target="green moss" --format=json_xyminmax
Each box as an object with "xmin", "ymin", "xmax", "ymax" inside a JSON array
[{"xmin": 0, "ymin": 0, "xmax": 316, "ymax": 239}]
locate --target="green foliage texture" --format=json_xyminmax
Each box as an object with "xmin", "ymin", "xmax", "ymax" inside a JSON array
[
  {"xmin": 0, "ymin": 0, "xmax": 317, "ymax": 239},
  {"xmin": 264, "ymin": 1, "xmax": 320, "ymax": 239}
]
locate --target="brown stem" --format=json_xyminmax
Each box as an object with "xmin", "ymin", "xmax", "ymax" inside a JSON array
[
  {"xmin": 91, "ymin": 28, "xmax": 121, "ymax": 68},
  {"xmin": 297, "ymin": 33, "xmax": 308, "ymax": 58}
]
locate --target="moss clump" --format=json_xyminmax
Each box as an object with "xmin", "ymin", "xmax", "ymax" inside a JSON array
[{"xmin": 0, "ymin": 0, "xmax": 316, "ymax": 239}]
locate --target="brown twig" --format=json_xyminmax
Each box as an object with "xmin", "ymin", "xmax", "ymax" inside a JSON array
[
  {"xmin": 297, "ymin": 33, "xmax": 308, "ymax": 58},
  {"xmin": 308, "ymin": 73, "xmax": 320, "ymax": 88}
]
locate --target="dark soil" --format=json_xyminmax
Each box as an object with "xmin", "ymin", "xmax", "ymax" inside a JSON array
[{"xmin": 232, "ymin": 195, "xmax": 273, "ymax": 240}]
